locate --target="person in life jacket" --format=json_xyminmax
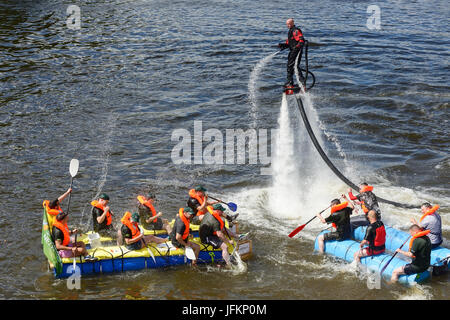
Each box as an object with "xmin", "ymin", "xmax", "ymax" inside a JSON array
[
  {"xmin": 187, "ymin": 185, "xmax": 219, "ymax": 225},
  {"xmin": 410, "ymin": 202, "xmax": 442, "ymax": 249},
  {"xmin": 119, "ymin": 211, "xmax": 167, "ymax": 251},
  {"xmin": 52, "ymin": 211, "xmax": 97, "ymax": 261},
  {"xmin": 137, "ymin": 194, "xmax": 172, "ymax": 235},
  {"xmin": 348, "ymin": 183, "xmax": 381, "ymax": 231},
  {"xmin": 169, "ymin": 207, "xmax": 200, "ymax": 264},
  {"xmin": 91, "ymin": 193, "xmax": 115, "ymax": 236},
  {"xmin": 316, "ymin": 196, "xmax": 354, "ymax": 253},
  {"xmin": 43, "ymin": 187, "xmax": 72, "ymax": 229},
  {"xmin": 199, "ymin": 204, "xmax": 239, "ymax": 267},
  {"xmin": 353, "ymin": 210, "xmax": 386, "ymax": 264},
  {"xmin": 278, "ymin": 18, "xmax": 306, "ymax": 87},
  {"xmin": 390, "ymin": 224, "xmax": 432, "ymax": 283}
]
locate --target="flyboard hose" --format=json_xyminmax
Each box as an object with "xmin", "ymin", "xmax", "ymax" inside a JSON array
[
  {"xmin": 292, "ymin": 93, "xmax": 419, "ymax": 209},
  {"xmin": 300, "ymin": 40, "xmax": 315, "ymax": 91}
]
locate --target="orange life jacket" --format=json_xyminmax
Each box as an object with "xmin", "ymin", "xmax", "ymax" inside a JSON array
[
  {"xmin": 330, "ymin": 202, "xmax": 348, "ymax": 229},
  {"xmin": 121, "ymin": 211, "xmax": 141, "ymax": 240},
  {"xmin": 43, "ymin": 200, "xmax": 63, "ymax": 216},
  {"xmin": 419, "ymin": 205, "xmax": 439, "ymax": 223},
  {"xmin": 189, "ymin": 189, "xmax": 206, "ymax": 215},
  {"xmin": 178, "ymin": 208, "xmax": 190, "ymax": 241},
  {"xmin": 206, "ymin": 205, "xmax": 224, "ymax": 235},
  {"xmin": 409, "ymin": 230, "xmax": 431, "ymax": 251},
  {"xmin": 43, "ymin": 200, "xmax": 63, "ymax": 230},
  {"xmin": 52, "ymin": 220, "xmax": 70, "ymax": 246},
  {"xmin": 91, "ymin": 200, "xmax": 112, "ymax": 225},
  {"xmin": 359, "ymin": 186, "xmax": 374, "ymax": 213},
  {"xmin": 137, "ymin": 195, "xmax": 158, "ymax": 223}
]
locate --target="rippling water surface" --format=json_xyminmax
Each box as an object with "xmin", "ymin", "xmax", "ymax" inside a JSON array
[{"xmin": 0, "ymin": 0, "xmax": 448, "ymax": 300}]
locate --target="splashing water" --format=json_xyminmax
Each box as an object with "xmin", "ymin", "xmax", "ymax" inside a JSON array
[
  {"xmin": 80, "ymin": 112, "xmax": 119, "ymax": 227},
  {"xmin": 248, "ymin": 51, "xmax": 279, "ymax": 128},
  {"xmin": 269, "ymin": 90, "xmax": 344, "ymax": 220}
]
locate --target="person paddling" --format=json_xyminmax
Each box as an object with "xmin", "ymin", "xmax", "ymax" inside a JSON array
[
  {"xmin": 187, "ymin": 185, "xmax": 219, "ymax": 225},
  {"xmin": 353, "ymin": 210, "xmax": 386, "ymax": 264},
  {"xmin": 316, "ymin": 197, "xmax": 354, "ymax": 253},
  {"xmin": 52, "ymin": 211, "xmax": 96, "ymax": 261},
  {"xmin": 91, "ymin": 193, "xmax": 115, "ymax": 237},
  {"xmin": 137, "ymin": 194, "xmax": 172, "ymax": 235},
  {"xmin": 43, "ymin": 187, "xmax": 72, "ymax": 229},
  {"xmin": 120, "ymin": 212, "xmax": 167, "ymax": 251},
  {"xmin": 389, "ymin": 224, "xmax": 431, "ymax": 284},
  {"xmin": 410, "ymin": 203, "xmax": 442, "ymax": 249},
  {"xmin": 278, "ymin": 18, "xmax": 306, "ymax": 88},
  {"xmin": 348, "ymin": 183, "xmax": 381, "ymax": 231},
  {"xmin": 199, "ymin": 204, "xmax": 239, "ymax": 267},
  {"xmin": 169, "ymin": 207, "xmax": 200, "ymax": 265}
]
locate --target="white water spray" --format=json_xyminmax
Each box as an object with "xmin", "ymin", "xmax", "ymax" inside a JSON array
[
  {"xmin": 248, "ymin": 51, "xmax": 279, "ymax": 128},
  {"xmin": 81, "ymin": 112, "xmax": 118, "ymax": 226}
]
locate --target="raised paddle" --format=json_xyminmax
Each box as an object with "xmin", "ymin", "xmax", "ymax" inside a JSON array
[
  {"xmin": 208, "ymin": 196, "xmax": 237, "ymax": 212},
  {"xmin": 66, "ymin": 159, "xmax": 79, "ymax": 215},
  {"xmin": 380, "ymin": 236, "xmax": 411, "ymax": 277},
  {"xmin": 288, "ymin": 205, "xmax": 332, "ymax": 238},
  {"xmin": 72, "ymin": 233, "xmax": 78, "ymax": 271}
]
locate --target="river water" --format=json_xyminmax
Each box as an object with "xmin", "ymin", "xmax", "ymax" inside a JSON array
[{"xmin": 0, "ymin": 0, "xmax": 448, "ymax": 300}]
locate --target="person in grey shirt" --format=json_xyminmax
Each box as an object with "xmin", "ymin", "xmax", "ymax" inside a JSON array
[{"xmin": 411, "ymin": 202, "xmax": 442, "ymax": 249}]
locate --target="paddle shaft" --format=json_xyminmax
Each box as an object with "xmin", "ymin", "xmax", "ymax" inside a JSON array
[
  {"xmin": 72, "ymin": 233, "xmax": 78, "ymax": 269},
  {"xmin": 380, "ymin": 236, "xmax": 411, "ymax": 276},
  {"xmin": 66, "ymin": 177, "xmax": 74, "ymax": 214},
  {"xmin": 288, "ymin": 205, "xmax": 331, "ymax": 238},
  {"xmin": 208, "ymin": 196, "xmax": 227, "ymax": 205}
]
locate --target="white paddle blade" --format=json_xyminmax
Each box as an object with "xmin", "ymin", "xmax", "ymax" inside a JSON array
[
  {"xmin": 185, "ymin": 247, "xmax": 196, "ymax": 260},
  {"xmin": 69, "ymin": 159, "xmax": 79, "ymax": 177}
]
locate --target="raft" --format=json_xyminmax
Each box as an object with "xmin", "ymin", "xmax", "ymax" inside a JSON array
[
  {"xmin": 314, "ymin": 230, "xmax": 431, "ymax": 286},
  {"xmin": 55, "ymin": 236, "xmax": 252, "ymax": 278},
  {"xmin": 352, "ymin": 225, "xmax": 450, "ymax": 269},
  {"xmin": 41, "ymin": 207, "xmax": 252, "ymax": 278}
]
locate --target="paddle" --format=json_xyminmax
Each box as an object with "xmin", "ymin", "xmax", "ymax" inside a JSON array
[
  {"xmin": 72, "ymin": 233, "xmax": 78, "ymax": 271},
  {"xmin": 288, "ymin": 205, "xmax": 332, "ymax": 238},
  {"xmin": 140, "ymin": 227, "xmax": 157, "ymax": 264},
  {"xmin": 380, "ymin": 236, "xmax": 411, "ymax": 277},
  {"xmin": 185, "ymin": 246, "xmax": 196, "ymax": 261},
  {"xmin": 66, "ymin": 158, "xmax": 79, "ymax": 215},
  {"xmin": 208, "ymin": 196, "xmax": 237, "ymax": 212}
]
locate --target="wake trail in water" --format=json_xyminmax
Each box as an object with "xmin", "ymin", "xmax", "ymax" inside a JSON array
[{"xmin": 248, "ymin": 51, "xmax": 279, "ymax": 128}]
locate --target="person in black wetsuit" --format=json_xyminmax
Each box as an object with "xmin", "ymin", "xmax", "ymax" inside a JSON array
[{"xmin": 278, "ymin": 18, "xmax": 306, "ymax": 87}]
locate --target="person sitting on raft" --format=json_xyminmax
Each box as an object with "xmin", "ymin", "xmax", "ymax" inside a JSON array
[
  {"xmin": 348, "ymin": 183, "xmax": 381, "ymax": 231},
  {"xmin": 199, "ymin": 204, "xmax": 239, "ymax": 267},
  {"xmin": 169, "ymin": 207, "xmax": 200, "ymax": 265},
  {"xmin": 43, "ymin": 187, "xmax": 72, "ymax": 228},
  {"xmin": 52, "ymin": 211, "xmax": 96, "ymax": 261},
  {"xmin": 120, "ymin": 211, "xmax": 167, "ymax": 251},
  {"xmin": 187, "ymin": 185, "xmax": 219, "ymax": 225},
  {"xmin": 91, "ymin": 193, "xmax": 115, "ymax": 237},
  {"xmin": 410, "ymin": 202, "xmax": 442, "ymax": 249},
  {"xmin": 316, "ymin": 196, "xmax": 354, "ymax": 253},
  {"xmin": 353, "ymin": 210, "xmax": 386, "ymax": 264},
  {"xmin": 390, "ymin": 224, "xmax": 431, "ymax": 284},
  {"xmin": 137, "ymin": 194, "xmax": 172, "ymax": 235}
]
